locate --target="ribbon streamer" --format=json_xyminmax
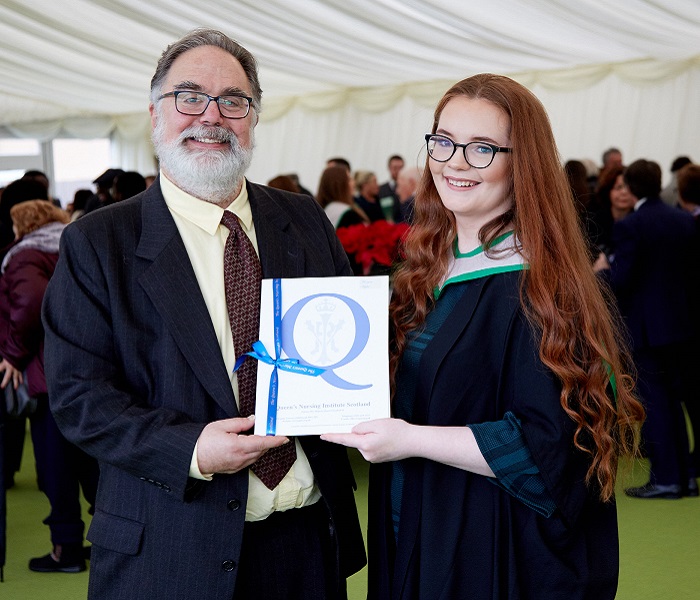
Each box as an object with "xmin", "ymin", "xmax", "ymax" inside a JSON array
[{"xmin": 234, "ymin": 278, "xmax": 325, "ymax": 434}]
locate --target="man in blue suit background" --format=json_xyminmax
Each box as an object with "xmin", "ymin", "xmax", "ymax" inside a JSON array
[{"xmin": 595, "ymin": 159, "xmax": 697, "ymax": 499}]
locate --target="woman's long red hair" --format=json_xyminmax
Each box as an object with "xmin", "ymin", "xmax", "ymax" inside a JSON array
[{"xmin": 390, "ymin": 74, "xmax": 644, "ymax": 502}]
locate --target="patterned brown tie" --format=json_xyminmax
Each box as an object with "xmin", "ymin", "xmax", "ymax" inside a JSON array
[{"xmin": 221, "ymin": 211, "xmax": 296, "ymax": 489}]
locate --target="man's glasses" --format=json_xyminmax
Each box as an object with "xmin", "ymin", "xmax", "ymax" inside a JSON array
[
  {"xmin": 159, "ymin": 91, "xmax": 252, "ymax": 119},
  {"xmin": 425, "ymin": 134, "xmax": 512, "ymax": 169}
]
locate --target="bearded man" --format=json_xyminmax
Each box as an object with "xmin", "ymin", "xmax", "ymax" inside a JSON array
[{"xmin": 42, "ymin": 28, "xmax": 365, "ymax": 600}]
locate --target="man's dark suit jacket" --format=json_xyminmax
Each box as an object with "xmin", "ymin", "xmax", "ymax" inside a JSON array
[
  {"xmin": 605, "ymin": 196, "xmax": 696, "ymax": 486},
  {"xmin": 42, "ymin": 179, "xmax": 366, "ymax": 599},
  {"xmin": 607, "ymin": 196, "xmax": 696, "ymax": 350}
]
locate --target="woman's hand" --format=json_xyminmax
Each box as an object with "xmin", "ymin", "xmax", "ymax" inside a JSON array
[
  {"xmin": 323, "ymin": 418, "xmax": 495, "ymax": 476},
  {"xmin": 0, "ymin": 358, "xmax": 23, "ymax": 390},
  {"xmin": 321, "ymin": 418, "xmax": 417, "ymax": 463}
]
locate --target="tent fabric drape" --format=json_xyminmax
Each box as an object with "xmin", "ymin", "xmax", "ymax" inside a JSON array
[{"xmin": 1, "ymin": 1, "xmax": 699, "ymax": 190}]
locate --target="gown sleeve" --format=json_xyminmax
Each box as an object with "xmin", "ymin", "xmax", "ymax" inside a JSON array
[{"xmin": 470, "ymin": 411, "xmax": 557, "ymax": 517}]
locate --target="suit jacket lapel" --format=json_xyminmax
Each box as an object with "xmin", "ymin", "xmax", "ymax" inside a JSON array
[
  {"xmin": 247, "ymin": 181, "xmax": 304, "ymax": 277},
  {"xmin": 135, "ymin": 181, "xmax": 237, "ymax": 416}
]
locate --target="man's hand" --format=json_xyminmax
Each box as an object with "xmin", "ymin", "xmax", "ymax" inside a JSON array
[{"xmin": 196, "ymin": 416, "xmax": 291, "ymax": 475}]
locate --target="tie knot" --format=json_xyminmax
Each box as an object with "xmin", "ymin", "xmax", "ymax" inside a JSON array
[{"xmin": 221, "ymin": 211, "xmax": 242, "ymax": 233}]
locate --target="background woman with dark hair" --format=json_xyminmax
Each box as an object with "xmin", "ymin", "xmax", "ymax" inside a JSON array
[
  {"xmin": 565, "ymin": 158, "xmax": 599, "ymax": 257},
  {"xmin": 592, "ymin": 164, "xmax": 635, "ymax": 257},
  {"xmin": 324, "ymin": 74, "xmax": 644, "ymax": 599},
  {"xmin": 0, "ymin": 179, "xmax": 49, "ymax": 255},
  {"xmin": 317, "ymin": 165, "xmax": 369, "ymax": 229}
]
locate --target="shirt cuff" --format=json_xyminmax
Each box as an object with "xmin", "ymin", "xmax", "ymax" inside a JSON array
[{"xmin": 189, "ymin": 440, "xmax": 213, "ymax": 481}]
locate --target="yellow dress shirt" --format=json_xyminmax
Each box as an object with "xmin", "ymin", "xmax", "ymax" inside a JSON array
[{"xmin": 159, "ymin": 172, "xmax": 321, "ymax": 521}]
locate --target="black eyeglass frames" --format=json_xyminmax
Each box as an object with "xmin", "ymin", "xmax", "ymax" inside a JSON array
[
  {"xmin": 158, "ymin": 90, "xmax": 253, "ymax": 119},
  {"xmin": 425, "ymin": 134, "xmax": 511, "ymax": 168}
]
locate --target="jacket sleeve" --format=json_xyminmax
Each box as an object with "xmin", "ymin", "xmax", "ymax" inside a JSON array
[
  {"xmin": 0, "ymin": 250, "xmax": 49, "ymax": 369},
  {"xmin": 606, "ymin": 216, "xmax": 640, "ymax": 295},
  {"xmin": 42, "ymin": 223, "xmax": 206, "ymax": 501}
]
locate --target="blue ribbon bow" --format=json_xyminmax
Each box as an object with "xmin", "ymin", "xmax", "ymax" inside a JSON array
[{"xmin": 233, "ymin": 278, "xmax": 325, "ymax": 435}]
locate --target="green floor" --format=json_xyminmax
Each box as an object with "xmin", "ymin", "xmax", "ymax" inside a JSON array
[{"xmin": 3, "ymin": 442, "xmax": 699, "ymax": 599}]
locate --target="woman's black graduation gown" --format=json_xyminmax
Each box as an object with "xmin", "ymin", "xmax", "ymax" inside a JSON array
[{"xmin": 368, "ymin": 271, "xmax": 618, "ymax": 599}]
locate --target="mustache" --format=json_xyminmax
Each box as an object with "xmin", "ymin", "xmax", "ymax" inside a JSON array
[{"xmin": 178, "ymin": 125, "xmax": 238, "ymax": 146}]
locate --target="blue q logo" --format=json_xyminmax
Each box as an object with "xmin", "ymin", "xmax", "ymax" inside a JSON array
[{"xmin": 281, "ymin": 293, "xmax": 372, "ymax": 390}]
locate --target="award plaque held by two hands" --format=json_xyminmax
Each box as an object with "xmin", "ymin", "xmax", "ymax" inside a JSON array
[{"xmin": 249, "ymin": 276, "xmax": 390, "ymax": 436}]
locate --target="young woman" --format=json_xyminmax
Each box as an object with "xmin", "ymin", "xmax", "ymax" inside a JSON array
[{"xmin": 323, "ymin": 74, "xmax": 644, "ymax": 599}]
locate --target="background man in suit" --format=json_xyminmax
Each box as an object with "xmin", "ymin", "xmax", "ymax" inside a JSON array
[
  {"xmin": 42, "ymin": 28, "xmax": 365, "ymax": 600},
  {"xmin": 677, "ymin": 163, "xmax": 700, "ymax": 483},
  {"xmin": 378, "ymin": 154, "xmax": 403, "ymax": 221},
  {"xmin": 594, "ymin": 159, "xmax": 697, "ymax": 499}
]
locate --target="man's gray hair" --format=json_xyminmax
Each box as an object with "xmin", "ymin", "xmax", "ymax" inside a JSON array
[{"xmin": 150, "ymin": 28, "xmax": 262, "ymax": 113}]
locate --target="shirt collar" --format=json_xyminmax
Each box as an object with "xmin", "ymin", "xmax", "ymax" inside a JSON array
[
  {"xmin": 634, "ymin": 197, "xmax": 648, "ymax": 211},
  {"xmin": 159, "ymin": 172, "xmax": 252, "ymax": 234}
]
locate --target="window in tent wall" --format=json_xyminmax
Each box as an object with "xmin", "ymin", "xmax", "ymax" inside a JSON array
[
  {"xmin": 0, "ymin": 138, "xmax": 43, "ymax": 187},
  {"xmin": 0, "ymin": 137, "xmax": 112, "ymax": 210},
  {"xmin": 52, "ymin": 138, "xmax": 111, "ymax": 209}
]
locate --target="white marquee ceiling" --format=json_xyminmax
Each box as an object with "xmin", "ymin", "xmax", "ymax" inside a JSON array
[{"xmin": 1, "ymin": 0, "xmax": 700, "ymax": 127}]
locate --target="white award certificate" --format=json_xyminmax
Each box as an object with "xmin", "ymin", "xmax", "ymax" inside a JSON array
[{"xmin": 250, "ymin": 276, "xmax": 390, "ymax": 435}]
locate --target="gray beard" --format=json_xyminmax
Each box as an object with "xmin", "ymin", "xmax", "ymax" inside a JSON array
[{"xmin": 151, "ymin": 117, "xmax": 255, "ymax": 205}]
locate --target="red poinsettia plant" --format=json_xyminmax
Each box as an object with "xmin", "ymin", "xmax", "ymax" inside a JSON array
[{"xmin": 336, "ymin": 220, "xmax": 410, "ymax": 275}]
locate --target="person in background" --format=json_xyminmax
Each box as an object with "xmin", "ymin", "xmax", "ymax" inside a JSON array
[
  {"xmin": 393, "ymin": 166, "xmax": 420, "ymax": 224},
  {"xmin": 660, "ymin": 155, "xmax": 693, "ymax": 207},
  {"xmin": 323, "ymin": 73, "xmax": 644, "ymax": 599},
  {"xmin": 317, "ymin": 165, "xmax": 369, "ymax": 230},
  {"xmin": 565, "ymin": 159, "xmax": 591, "ymax": 208},
  {"xmin": 565, "ymin": 159, "xmax": 597, "ymax": 255},
  {"xmin": 42, "ymin": 28, "xmax": 365, "ymax": 600},
  {"xmin": 317, "ymin": 165, "xmax": 370, "ymax": 275},
  {"xmin": 284, "ymin": 173, "xmax": 314, "ymax": 197},
  {"xmin": 326, "ymin": 157, "xmax": 351, "ymax": 173},
  {"xmin": 112, "ymin": 171, "xmax": 147, "ymax": 202},
  {"xmin": 601, "ymin": 147, "xmax": 623, "ymax": 171},
  {"xmin": 595, "ymin": 159, "xmax": 697, "ymax": 499},
  {"xmin": 22, "ymin": 170, "xmax": 61, "ymax": 208},
  {"xmin": 353, "ymin": 170, "xmax": 384, "ymax": 222},
  {"xmin": 378, "ymin": 155, "xmax": 404, "ymax": 221},
  {"xmin": 678, "ymin": 163, "xmax": 700, "ymax": 217},
  {"xmin": 266, "ymin": 174, "xmax": 301, "ymax": 194},
  {"xmin": 0, "ymin": 179, "xmax": 49, "ymax": 254},
  {"xmin": 144, "ymin": 174, "xmax": 157, "ymax": 188},
  {"xmin": 0, "ymin": 200, "xmax": 99, "ymax": 573},
  {"xmin": 67, "ymin": 189, "xmax": 93, "ymax": 222},
  {"xmin": 83, "ymin": 168, "xmax": 124, "ymax": 213},
  {"xmin": 676, "ymin": 163, "xmax": 700, "ymax": 480},
  {"xmin": 0, "ymin": 178, "xmax": 50, "ymax": 489},
  {"xmin": 591, "ymin": 165, "xmax": 634, "ymax": 257},
  {"xmin": 581, "ymin": 158, "xmax": 599, "ymax": 196}
]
